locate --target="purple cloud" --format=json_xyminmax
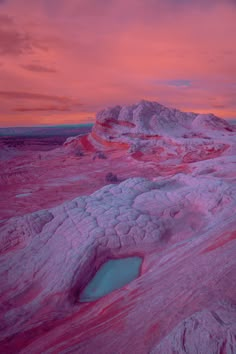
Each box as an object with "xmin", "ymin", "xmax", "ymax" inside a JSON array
[
  {"xmin": 14, "ymin": 105, "xmax": 71, "ymax": 112},
  {"xmin": 0, "ymin": 90, "xmax": 83, "ymax": 113},
  {"xmin": 21, "ymin": 64, "xmax": 57, "ymax": 73},
  {"xmin": 0, "ymin": 14, "xmax": 49, "ymax": 56},
  {"xmin": 0, "ymin": 91, "xmax": 71, "ymax": 102},
  {"xmin": 0, "ymin": 15, "xmax": 32, "ymax": 56},
  {"xmin": 167, "ymin": 80, "xmax": 192, "ymax": 88}
]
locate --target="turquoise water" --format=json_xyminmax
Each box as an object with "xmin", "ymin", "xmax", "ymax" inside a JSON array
[{"xmin": 80, "ymin": 256, "xmax": 142, "ymax": 302}]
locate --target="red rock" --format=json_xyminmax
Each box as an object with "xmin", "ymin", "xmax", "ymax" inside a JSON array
[{"xmin": 0, "ymin": 101, "xmax": 236, "ymax": 353}]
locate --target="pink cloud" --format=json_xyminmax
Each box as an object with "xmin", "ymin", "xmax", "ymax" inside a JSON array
[
  {"xmin": 14, "ymin": 105, "xmax": 71, "ymax": 112},
  {"xmin": 21, "ymin": 64, "xmax": 57, "ymax": 73},
  {"xmin": 0, "ymin": 0, "xmax": 236, "ymax": 126},
  {"xmin": 0, "ymin": 91, "xmax": 70, "ymax": 102}
]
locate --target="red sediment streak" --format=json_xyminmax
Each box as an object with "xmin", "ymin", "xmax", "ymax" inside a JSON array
[
  {"xmin": 145, "ymin": 321, "xmax": 159, "ymax": 343},
  {"xmin": 7, "ymin": 283, "xmax": 41, "ymax": 309},
  {"xmin": 183, "ymin": 144, "xmax": 229, "ymax": 163},
  {"xmin": 123, "ymin": 133, "xmax": 161, "ymax": 140},
  {"xmin": 225, "ymin": 127, "xmax": 234, "ymax": 132},
  {"xmin": 140, "ymin": 134, "xmax": 161, "ymax": 140},
  {"xmin": 97, "ymin": 119, "xmax": 135, "ymax": 129},
  {"xmin": 80, "ymin": 135, "xmax": 96, "ymax": 152},
  {"xmin": 203, "ymin": 230, "xmax": 236, "ymax": 253},
  {"xmin": 159, "ymin": 164, "xmax": 191, "ymax": 176},
  {"xmin": 91, "ymin": 131, "xmax": 129, "ymax": 150},
  {"xmin": 0, "ymin": 295, "xmax": 92, "ymax": 353},
  {"xmin": 0, "ymin": 242, "xmax": 22, "ymax": 256},
  {"xmin": 131, "ymin": 151, "xmax": 144, "ymax": 160},
  {"xmin": 0, "ymin": 290, "xmax": 131, "ymax": 352},
  {"xmin": 37, "ymin": 302, "xmax": 126, "ymax": 353},
  {"xmin": 96, "ymin": 121, "xmax": 113, "ymax": 129},
  {"xmin": 1, "ymin": 255, "xmax": 143, "ymax": 352},
  {"xmin": 99, "ymin": 298, "xmax": 122, "ymax": 316},
  {"xmin": 108, "ymin": 119, "xmax": 135, "ymax": 128}
]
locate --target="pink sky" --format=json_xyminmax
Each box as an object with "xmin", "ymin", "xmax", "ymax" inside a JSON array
[{"xmin": 0, "ymin": 0, "xmax": 236, "ymax": 126}]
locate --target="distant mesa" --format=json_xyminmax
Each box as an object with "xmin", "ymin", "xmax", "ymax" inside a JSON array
[{"xmin": 0, "ymin": 124, "xmax": 93, "ymax": 138}]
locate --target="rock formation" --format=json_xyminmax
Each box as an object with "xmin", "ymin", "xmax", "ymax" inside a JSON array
[
  {"xmin": 66, "ymin": 100, "xmax": 235, "ymax": 165},
  {"xmin": 0, "ymin": 101, "xmax": 236, "ymax": 353}
]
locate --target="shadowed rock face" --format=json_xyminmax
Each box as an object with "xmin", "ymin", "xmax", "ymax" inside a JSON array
[{"xmin": 0, "ymin": 100, "xmax": 236, "ymax": 353}]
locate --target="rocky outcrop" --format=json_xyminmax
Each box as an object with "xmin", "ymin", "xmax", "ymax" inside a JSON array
[
  {"xmin": 64, "ymin": 101, "xmax": 235, "ymax": 166},
  {"xmin": 0, "ymin": 100, "xmax": 236, "ymax": 353},
  {"xmin": 89, "ymin": 100, "xmax": 234, "ymax": 146}
]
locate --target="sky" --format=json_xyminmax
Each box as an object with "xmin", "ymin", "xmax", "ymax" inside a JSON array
[{"xmin": 0, "ymin": 0, "xmax": 236, "ymax": 127}]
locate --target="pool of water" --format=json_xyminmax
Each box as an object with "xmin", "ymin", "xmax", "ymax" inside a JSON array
[{"xmin": 80, "ymin": 256, "xmax": 142, "ymax": 302}]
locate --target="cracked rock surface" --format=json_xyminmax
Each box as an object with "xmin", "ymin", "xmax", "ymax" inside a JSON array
[{"xmin": 1, "ymin": 172, "xmax": 236, "ymax": 353}]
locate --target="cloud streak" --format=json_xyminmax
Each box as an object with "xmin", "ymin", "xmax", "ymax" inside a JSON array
[
  {"xmin": 0, "ymin": 15, "xmax": 32, "ymax": 56},
  {"xmin": 21, "ymin": 64, "xmax": 57, "ymax": 73},
  {"xmin": 0, "ymin": 91, "xmax": 71, "ymax": 102},
  {"xmin": 14, "ymin": 105, "xmax": 71, "ymax": 112},
  {"xmin": 0, "ymin": 91, "xmax": 83, "ymax": 115},
  {"xmin": 0, "ymin": 14, "xmax": 49, "ymax": 56}
]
